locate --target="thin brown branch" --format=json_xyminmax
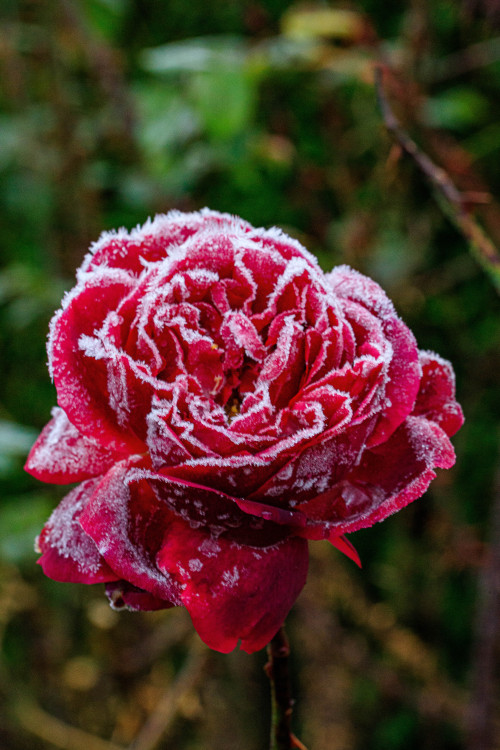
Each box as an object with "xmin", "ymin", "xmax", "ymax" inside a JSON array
[
  {"xmin": 374, "ymin": 65, "xmax": 500, "ymax": 295},
  {"xmin": 466, "ymin": 453, "xmax": 500, "ymax": 750},
  {"xmin": 14, "ymin": 698, "xmax": 125, "ymax": 750},
  {"xmin": 127, "ymin": 638, "xmax": 210, "ymax": 750},
  {"xmin": 265, "ymin": 627, "xmax": 307, "ymax": 750},
  {"xmin": 430, "ymin": 36, "xmax": 500, "ymax": 82}
]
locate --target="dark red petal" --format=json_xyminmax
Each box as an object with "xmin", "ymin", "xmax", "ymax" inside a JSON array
[
  {"xmin": 329, "ymin": 534, "xmax": 362, "ymax": 567},
  {"xmin": 413, "ymin": 351, "xmax": 464, "ymax": 437},
  {"xmin": 79, "ymin": 460, "xmax": 182, "ymax": 606},
  {"xmin": 50, "ymin": 274, "xmax": 145, "ymax": 454},
  {"xmin": 83, "ymin": 209, "xmax": 252, "ymax": 275},
  {"xmin": 25, "ymin": 407, "xmax": 121, "ymax": 484},
  {"xmin": 159, "ymin": 454, "xmax": 285, "ymax": 497},
  {"xmin": 141, "ymin": 470, "xmax": 290, "ymax": 547},
  {"xmin": 249, "ymin": 422, "xmax": 371, "ymax": 506},
  {"xmin": 37, "ymin": 479, "xmax": 120, "ymax": 584},
  {"xmin": 105, "ymin": 581, "xmax": 174, "ymax": 611},
  {"xmin": 367, "ymin": 314, "xmax": 420, "ymax": 446},
  {"xmin": 328, "ymin": 266, "xmax": 421, "ymax": 446},
  {"xmin": 296, "ymin": 415, "xmax": 456, "ymax": 536},
  {"xmin": 156, "ymin": 519, "xmax": 309, "ymax": 653}
]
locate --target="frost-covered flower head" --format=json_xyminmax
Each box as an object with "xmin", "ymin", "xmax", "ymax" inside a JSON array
[{"xmin": 26, "ymin": 209, "xmax": 463, "ymax": 652}]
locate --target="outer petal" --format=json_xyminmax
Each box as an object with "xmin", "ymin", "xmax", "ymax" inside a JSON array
[
  {"xmin": 37, "ymin": 479, "xmax": 120, "ymax": 584},
  {"xmin": 105, "ymin": 581, "xmax": 174, "ymax": 611},
  {"xmin": 49, "ymin": 273, "xmax": 145, "ymax": 454},
  {"xmin": 413, "ymin": 351, "xmax": 464, "ymax": 437},
  {"xmin": 328, "ymin": 266, "xmax": 421, "ymax": 446},
  {"xmin": 138, "ymin": 469, "xmax": 296, "ymax": 547},
  {"xmin": 156, "ymin": 519, "xmax": 309, "ymax": 653},
  {"xmin": 25, "ymin": 407, "xmax": 121, "ymax": 484},
  {"xmin": 82, "ymin": 209, "xmax": 253, "ymax": 275},
  {"xmin": 295, "ymin": 414, "xmax": 456, "ymax": 536},
  {"xmin": 79, "ymin": 460, "xmax": 182, "ymax": 606}
]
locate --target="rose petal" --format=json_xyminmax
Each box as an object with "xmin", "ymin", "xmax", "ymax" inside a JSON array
[
  {"xmin": 37, "ymin": 479, "xmax": 119, "ymax": 584},
  {"xmin": 105, "ymin": 580, "xmax": 174, "ymax": 611},
  {"xmin": 79, "ymin": 460, "xmax": 182, "ymax": 606},
  {"xmin": 50, "ymin": 273, "xmax": 145, "ymax": 454},
  {"xmin": 82, "ymin": 209, "xmax": 252, "ymax": 275},
  {"xmin": 25, "ymin": 407, "xmax": 121, "ymax": 484},
  {"xmin": 328, "ymin": 266, "xmax": 421, "ymax": 445},
  {"xmin": 296, "ymin": 415, "xmax": 456, "ymax": 536},
  {"xmin": 413, "ymin": 351, "xmax": 464, "ymax": 437},
  {"xmin": 156, "ymin": 519, "xmax": 309, "ymax": 653}
]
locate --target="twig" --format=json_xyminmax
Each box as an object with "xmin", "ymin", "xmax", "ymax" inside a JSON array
[
  {"xmin": 265, "ymin": 627, "xmax": 308, "ymax": 750},
  {"xmin": 127, "ymin": 638, "xmax": 210, "ymax": 750},
  {"xmin": 374, "ymin": 65, "xmax": 500, "ymax": 295},
  {"xmin": 430, "ymin": 36, "xmax": 500, "ymax": 82},
  {"xmin": 466, "ymin": 453, "xmax": 500, "ymax": 750},
  {"xmin": 14, "ymin": 698, "xmax": 125, "ymax": 750}
]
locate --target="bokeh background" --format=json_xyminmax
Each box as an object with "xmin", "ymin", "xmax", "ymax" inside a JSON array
[{"xmin": 1, "ymin": 1, "xmax": 500, "ymax": 749}]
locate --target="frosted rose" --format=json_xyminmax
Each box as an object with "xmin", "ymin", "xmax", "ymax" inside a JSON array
[{"xmin": 26, "ymin": 209, "xmax": 463, "ymax": 653}]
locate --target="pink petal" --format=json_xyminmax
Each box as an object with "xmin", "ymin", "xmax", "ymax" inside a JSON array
[
  {"xmin": 25, "ymin": 407, "xmax": 121, "ymax": 484},
  {"xmin": 156, "ymin": 519, "xmax": 309, "ymax": 653},
  {"xmin": 50, "ymin": 275, "xmax": 145, "ymax": 454},
  {"xmin": 79, "ymin": 460, "xmax": 182, "ymax": 606},
  {"xmin": 37, "ymin": 479, "xmax": 120, "ymax": 584},
  {"xmin": 328, "ymin": 266, "xmax": 421, "ymax": 446},
  {"xmin": 296, "ymin": 415, "xmax": 456, "ymax": 536},
  {"xmin": 413, "ymin": 351, "xmax": 464, "ymax": 437}
]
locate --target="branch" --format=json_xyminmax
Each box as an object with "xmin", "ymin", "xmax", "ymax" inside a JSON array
[
  {"xmin": 265, "ymin": 627, "xmax": 308, "ymax": 750},
  {"xmin": 14, "ymin": 698, "xmax": 124, "ymax": 750},
  {"xmin": 466, "ymin": 453, "xmax": 500, "ymax": 750},
  {"xmin": 127, "ymin": 638, "xmax": 209, "ymax": 750},
  {"xmin": 374, "ymin": 65, "xmax": 500, "ymax": 295}
]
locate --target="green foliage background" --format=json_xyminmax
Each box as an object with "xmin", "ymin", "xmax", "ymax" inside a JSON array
[{"xmin": 1, "ymin": 1, "xmax": 499, "ymax": 748}]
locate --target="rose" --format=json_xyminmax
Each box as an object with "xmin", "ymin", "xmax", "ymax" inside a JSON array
[{"xmin": 25, "ymin": 209, "xmax": 463, "ymax": 653}]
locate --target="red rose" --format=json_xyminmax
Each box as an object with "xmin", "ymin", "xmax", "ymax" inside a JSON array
[{"xmin": 26, "ymin": 209, "xmax": 463, "ymax": 653}]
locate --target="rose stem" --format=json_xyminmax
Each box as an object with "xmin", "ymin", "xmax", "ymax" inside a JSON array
[{"xmin": 265, "ymin": 626, "xmax": 305, "ymax": 750}]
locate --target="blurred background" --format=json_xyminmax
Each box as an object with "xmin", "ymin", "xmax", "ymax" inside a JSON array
[{"xmin": 1, "ymin": 1, "xmax": 500, "ymax": 748}]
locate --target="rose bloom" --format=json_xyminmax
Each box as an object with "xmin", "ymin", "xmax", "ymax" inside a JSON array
[{"xmin": 26, "ymin": 209, "xmax": 463, "ymax": 653}]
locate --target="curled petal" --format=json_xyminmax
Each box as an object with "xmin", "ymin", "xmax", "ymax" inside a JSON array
[
  {"xmin": 328, "ymin": 266, "xmax": 421, "ymax": 445},
  {"xmin": 25, "ymin": 407, "xmax": 121, "ymax": 484},
  {"xmin": 413, "ymin": 351, "xmax": 464, "ymax": 437},
  {"xmin": 296, "ymin": 415, "xmax": 456, "ymax": 537},
  {"xmin": 157, "ymin": 518, "xmax": 309, "ymax": 653},
  {"xmin": 330, "ymin": 535, "xmax": 362, "ymax": 567},
  {"xmin": 79, "ymin": 460, "xmax": 182, "ymax": 606},
  {"xmin": 37, "ymin": 479, "xmax": 119, "ymax": 584},
  {"xmin": 50, "ymin": 274, "xmax": 145, "ymax": 453}
]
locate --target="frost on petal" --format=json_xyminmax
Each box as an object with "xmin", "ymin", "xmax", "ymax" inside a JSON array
[
  {"xmin": 413, "ymin": 351, "xmax": 464, "ymax": 437},
  {"xmin": 157, "ymin": 518, "xmax": 309, "ymax": 653},
  {"xmin": 50, "ymin": 277, "xmax": 145, "ymax": 454},
  {"xmin": 37, "ymin": 479, "xmax": 120, "ymax": 584},
  {"xmin": 79, "ymin": 460, "xmax": 182, "ymax": 606},
  {"xmin": 328, "ymin": 266, "xmax": 421, "ymax": 446},
  {"xmin": 304, "ymin": 415, "xmax": 456, "ymax": 536},
  {"xmin": 138, "ymin": 470, "xmax": 290, "ymax": 547},
  {"xmin": 25, "ymin": 407, "xmax": 121, "ymax": 484}
]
